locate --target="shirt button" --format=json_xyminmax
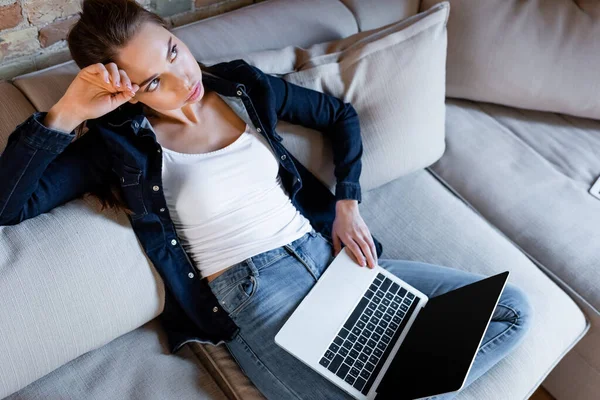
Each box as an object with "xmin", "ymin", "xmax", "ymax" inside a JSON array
[
  {"xmin": 213, "ymin": 306, "xmax": 219, "ymax": 312},
  {"xmin": 121, "ymin": 177, "xmax": 125, "ymax": 183},
  {"xmin": 157, "ymin": 149, "xmax": 161, "ymax": 153},
  {"xmin": 188, "ymin": 272, "xmax": 194, "ymax": 278},
  {"xmin": 256, "ymin": 127, "xmax": 261, "ymax": 133},
  {"xmin": 132, "ymin": 121, "xmax": 139, "ymax": 129},
  {"xmin": 236, "ymin": 90, "xmax": 242, "ymax": 96},
  {"xmin": 153, "ymin": 185, "xmax": 159, "ymax": 191},
  {"xmin": 159, "ymin": 208, "xmax": 165, "ymax": 212},
  {"xmin": 280, "ymin": 154, "xmax": 287, "ymax": 161},
  {"xmin": 171, "ymin": 239, "xmax": 177, "ymax": 245}
]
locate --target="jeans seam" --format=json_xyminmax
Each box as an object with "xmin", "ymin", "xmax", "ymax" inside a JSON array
[
  {"xmin": 229, "ymin": 276, "xmax": 258, "ymax": 318},
  {"xmin": 477, "ymin": 303, "xmax": 520, "ymax": 354},
  {"xmin": 254, "ymin": 252, "xmax": 289, "ymax": 272},
  {"xmin": 232, "ymin": 333, "xmax": 302, "ymax": 400},
  {"xmin": 283, "ymin": 243, "xmax": 318, "ymax": 281}
]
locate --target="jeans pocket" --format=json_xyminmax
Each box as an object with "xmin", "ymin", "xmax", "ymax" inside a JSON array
[{"xmin": 214, "ymin": 274, "xmax": 258, "ymax": 319}]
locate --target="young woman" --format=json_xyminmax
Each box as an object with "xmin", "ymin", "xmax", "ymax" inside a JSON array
[{"xmin": 0, "ymin": 1, "xmax": 533, "ymax": 398}]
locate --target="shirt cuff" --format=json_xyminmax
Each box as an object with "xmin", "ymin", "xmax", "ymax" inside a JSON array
[
  {"xmin": 18, "ymin": 112, "xmax": 77, "ymax": 154},
  {"xmin": 335, "ymin": 182, "xmax": 362, "ymax": 204}
]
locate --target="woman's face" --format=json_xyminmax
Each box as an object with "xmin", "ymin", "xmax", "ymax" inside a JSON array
[{"xmin": 115, "ymin": 21, "xmax": 205, "ymax": 111}]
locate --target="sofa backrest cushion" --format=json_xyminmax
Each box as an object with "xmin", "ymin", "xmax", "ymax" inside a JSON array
[
  {"xmin": 421, "ymin": 0, "xmax": 600, "ymax": 120},
  {"xmin": 173, "ymin": 0, "xmax": 358, "ymax": 60},
  {"xmin": 339, "ymin": 0, "xmax": 420, "ymax": 31},
  {"xmin": 0, "ymin": 82, "xmax": 36, "ymax": 151}
]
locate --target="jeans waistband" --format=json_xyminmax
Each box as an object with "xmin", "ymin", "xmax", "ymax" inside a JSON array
[{"xmin": 207, "ymin": 228, "xmax": 318, "ymax": 295}]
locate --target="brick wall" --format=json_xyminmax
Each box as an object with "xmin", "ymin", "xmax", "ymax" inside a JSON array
[{"xmin": 0, "ymin": 0, "xmax": 267, "ymax": 80}]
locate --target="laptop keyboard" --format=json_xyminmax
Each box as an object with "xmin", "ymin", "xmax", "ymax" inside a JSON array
[{"xmin": 318, "ymin": 273, "xmax": 419, "ymax": 395}]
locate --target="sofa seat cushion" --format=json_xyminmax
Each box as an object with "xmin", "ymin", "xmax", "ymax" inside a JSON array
[
  {"xmin": 191, "ymin": 168, "xmax": 588, "ymax": 400},
  {"xmin": 4, "ymin": 318, "xmax": 226, "ymax": 400},
  {"xmin": 430, "ymin": 98, "xmax": 600, "ymax": 315}
]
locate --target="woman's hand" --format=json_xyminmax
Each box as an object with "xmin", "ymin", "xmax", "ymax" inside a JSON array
[
  {"xmin": 44, "ymin": 62, "xmax": 139, "ymax": 133},
  {"xmin": 332, "ymin": 199, "xmax": 378, "ymax": 269}
]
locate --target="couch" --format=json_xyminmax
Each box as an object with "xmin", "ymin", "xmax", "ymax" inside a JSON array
[{"xmin": 0, "ymin": 0, "xmax": 597, "ymax": 399}]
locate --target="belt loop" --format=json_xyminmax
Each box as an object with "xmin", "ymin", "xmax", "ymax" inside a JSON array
[{"xmin": 246, "ymin": 257, "xmax": 260, "ymax": 278}]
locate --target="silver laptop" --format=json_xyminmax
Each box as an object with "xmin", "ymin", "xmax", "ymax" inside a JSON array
[{"xmin": 275, "ymin": 247, "xmax": 509, "ymax": 400}]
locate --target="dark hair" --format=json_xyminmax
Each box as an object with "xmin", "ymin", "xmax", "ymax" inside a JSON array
[{"xmin": 66, "ymin": 0, "xmax": 206, "ymax": 217}]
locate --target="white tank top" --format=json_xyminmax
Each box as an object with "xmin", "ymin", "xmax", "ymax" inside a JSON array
[{"xmin": 161, "ymin": 122, "xmax": 313, "ymax": 278}]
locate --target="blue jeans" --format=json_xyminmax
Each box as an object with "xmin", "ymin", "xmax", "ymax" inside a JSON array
[{"xmin": 207, "ymin": 229, "xmax": 534, "ymax": 399}]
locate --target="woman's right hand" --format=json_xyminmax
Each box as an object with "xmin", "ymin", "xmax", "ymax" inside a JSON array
[{"xmin": 44, "ymin": 62, "xmax": 139, "ymax": 133}]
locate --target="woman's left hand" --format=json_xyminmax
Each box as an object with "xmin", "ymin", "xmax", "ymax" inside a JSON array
[{"xmin": 331, "ymin": 200, "xmax": 378, "ymax": 269}]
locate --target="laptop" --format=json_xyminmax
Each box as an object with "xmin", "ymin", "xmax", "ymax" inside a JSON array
[{"xmin": 274, "ymin": 246, "xmax": 509, "ymax": 400}]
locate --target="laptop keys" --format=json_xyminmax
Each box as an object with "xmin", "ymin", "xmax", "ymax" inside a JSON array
[
  {"xmin": 319, "ymin": 275, "xmax": 420, "ymax": 395},
  {"xmin": 354, "ymin": 377, "xmax": 367, "ymax": 391},
  {"xmin": 327, "ymin": 354, "xmax": 344, "ymax": 373},
  {"xmin": 337, "ymin": 363, "xmax": 351, "ymax": 379}
]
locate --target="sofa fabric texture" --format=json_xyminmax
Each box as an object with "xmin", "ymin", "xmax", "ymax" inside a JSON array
[
  {"xmin": 421, "ymin": 0, "xmax": 600, "ymax": 120},
  {"xmin": 0, "ymin": 198, "xmax": 166, "ymax": 398},
  {"xmin": 4, "ymin": 319, "xmax": 227, "ymax": 400},
  {"xmin": 430, "ymin": 98, "xmax": 600, "ymax": 315}
]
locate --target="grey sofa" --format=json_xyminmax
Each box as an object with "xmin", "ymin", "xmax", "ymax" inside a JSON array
[{"xmin": 0, "ymin": 0, "xmax": 596, "ymax": 399}]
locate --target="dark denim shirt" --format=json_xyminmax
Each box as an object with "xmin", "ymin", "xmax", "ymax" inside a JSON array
[{"xmin": 0, "ymin": 59, "xmax": 383, "ymax": 353}]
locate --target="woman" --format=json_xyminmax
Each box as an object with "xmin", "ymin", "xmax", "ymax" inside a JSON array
[{"xmin": 0, "ymin": 0, "xmax": 533, "ymax": 399}]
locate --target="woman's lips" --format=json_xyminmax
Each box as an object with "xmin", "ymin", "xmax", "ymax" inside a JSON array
[{"xmin": 187, "ymin": 81, "xmax": 203, "ymax": 102}]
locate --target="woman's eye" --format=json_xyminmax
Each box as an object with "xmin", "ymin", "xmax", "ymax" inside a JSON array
[
  {"xmin": 148, "ymin": 78, "xmax": 160, "ymax": 91},
  {"xmin": 146, "ymin": 44, "xmax": 178, "ymax": 92}
]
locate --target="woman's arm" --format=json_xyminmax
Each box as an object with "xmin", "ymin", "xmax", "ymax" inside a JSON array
[
  {"xmin": 0, "ymin": 112, "xmax": 110, "ymax": 225},
  {"xmin": 255, "ymin": 66, "xmax": 364, "ymax": 204},
  {"xmin": 0, "ymin": 62, "xmax": 138, "ymax": 226}
]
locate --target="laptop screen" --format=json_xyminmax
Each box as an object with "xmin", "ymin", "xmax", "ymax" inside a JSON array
[{"xmin": 375, "ymin": 271, "xmax": 509, "ymax": 399}]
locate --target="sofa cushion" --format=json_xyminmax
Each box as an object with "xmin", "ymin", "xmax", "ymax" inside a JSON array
[
  {"xmin": 210, "ymin": 3, "xmax": 450, "ymax": 193},
  {"xmin": 280, "ymin": 3, "xmax": 449, "ymax": 192},
  {"xmin": 421, "ymin": 0, "xmax": 600, "ymax": 120},
  {"xmin": 339, "ymin": 0, "xmax": 420, "ymax": 31},
  {"xmin": 5, "ymin": 318, "xmax": 226, "ymax": 400},
  {"xmin": 429, "ymin": 98, "xmax": 600, "ymax": 315},
  {"xmin": 191, "ymin": 168, "xmax": 588, "ymax": 400},
  {"xmin": 173, "ymin": 0, "xmax": 358, "ymax": 61},
  {"xmin": 0, "ymin": 82, "xmax": 36, "ymax": 151},
  {"xmin": 12, "ymin": 61, "xmax": 79, "ymax": 112},
  {"xmin": 0, "ymin": 197, "xmax": 164, "ymax": 399}
]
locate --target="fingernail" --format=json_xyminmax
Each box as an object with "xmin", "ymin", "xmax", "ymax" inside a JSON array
[{"xmin": 127, "ymin": 84, "xmax": 132, "ymax": 90}]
